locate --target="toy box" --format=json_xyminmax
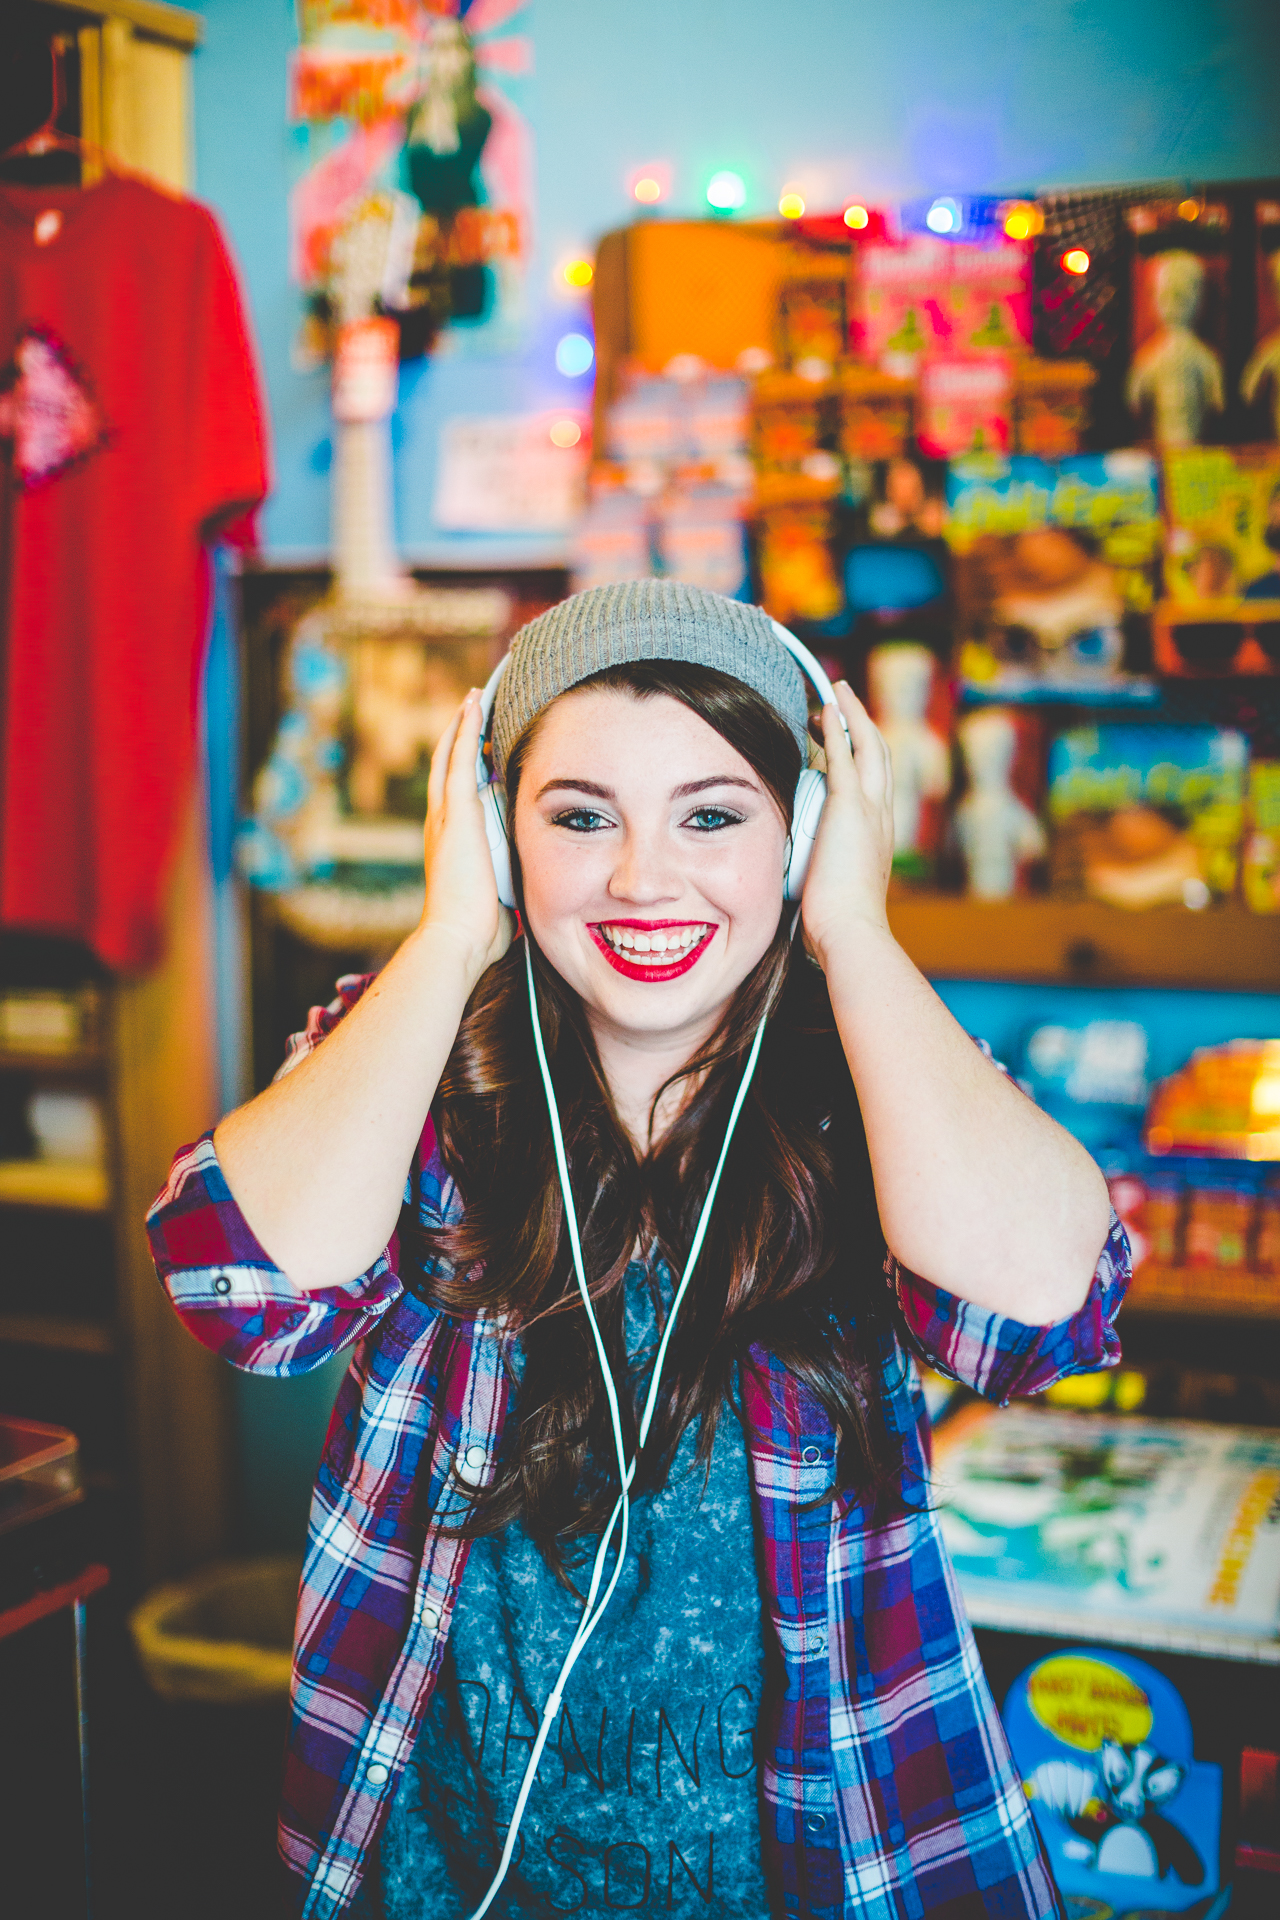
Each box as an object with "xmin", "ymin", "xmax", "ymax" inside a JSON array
[
  {"xmin": 1157, "ymin": 445, "xmax": 1280, "ymax": 674},
  {"xmin": 851, "ymin": 236, "xmax": 1032, "ymax": 374},
  {"xmin": 1013, "ymin": 357, "xmax": 1096, "ymax": 456},
  {"xmin": 838, "ymin": 367, "xmax": 913, "ymax": 461},
  {"xmin": 749, "ymin": 369, "xmax": 833, "ymax": 475},
  {"xmin": 1046, "ymin": 725, "xmax": 1247, "ymax": 906},
  {"xmin": 1003, "ymin": 1647, "xmax": 1224, "ymax": 1918},
  {"xmin": 947, "ymin": 454, "xmax": 1161, "ymax": 690},
  {"xmin": 1243, "ymin": 761, "xmax": 1280, "ymax": 912},
  {"xmin": 777, "ymin": 262, "xmax": 848, "ymax": 373},
  {"xmin": 916, "ymin": 352, "xmax": 1013, "ymax": 458},
  {"xmin": 755, "ymin": 500, "xmax": 844, "ymax": 627}
]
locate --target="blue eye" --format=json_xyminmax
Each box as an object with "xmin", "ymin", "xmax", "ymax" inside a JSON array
[
  {"xmin": 551, "ymin": 808, "xmax": 611, "ymax": 832},
  {"xmin": 685, "ymin": 807, "xmax": 743, "ymax": 832}
]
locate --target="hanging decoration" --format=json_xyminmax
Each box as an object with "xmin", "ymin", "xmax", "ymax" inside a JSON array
[{"xmin": 288, "ymin": 0, "xmax": 533, "ymax": 361}]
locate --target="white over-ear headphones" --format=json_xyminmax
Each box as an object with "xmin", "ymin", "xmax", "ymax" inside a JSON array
[{"xmin": 475, "ymin": 617, "xmax": 843, "ymax": 908}]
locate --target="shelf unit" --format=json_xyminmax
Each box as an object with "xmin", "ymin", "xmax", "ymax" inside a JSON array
[{"xmin": 0, "ymin": 805, "xmax": 234, "ymax": 1591}]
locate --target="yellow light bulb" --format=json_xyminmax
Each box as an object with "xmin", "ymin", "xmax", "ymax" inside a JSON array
[
  {"xmin": 1178, "ymin": 197, "xmax": 1200, "ymax": 221},
  {"xmin": 549, "ymin": 419, "xmax": 582, "ymax": 448},
  {"xmin": 1062, "ymin": 248, "xmax": 1090, "ymax": 275},
  {"xmin": 843, "ymin": 203, "xmax": 869, "ymax": 229},
  {"xmin": 563, "ymin": 258, "xmax": 594, "ymax": 289},
  {"xmin": 1002, "ymin": 202, "xmax": 1043, "ymax": 241},
  {"xmin": 778, "ymin": 191, "xmax": 805, "ymax": 220},
  {"xmin": 634, "ymin": 177, "xmax": 662, "ymax": 204}
]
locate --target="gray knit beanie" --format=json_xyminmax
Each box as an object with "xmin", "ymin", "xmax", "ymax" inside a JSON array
[{"xmin": 490, "ymin": 580, "xmax": 810, "ymax": 780}]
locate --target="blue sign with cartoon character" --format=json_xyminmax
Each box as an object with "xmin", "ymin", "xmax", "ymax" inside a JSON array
[{"xmin": 1003, "ymin": 1649, "xmax": 1222, "ymax": 1916}]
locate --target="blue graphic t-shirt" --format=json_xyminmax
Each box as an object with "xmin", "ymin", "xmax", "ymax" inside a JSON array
[{"xmin": 373, "ymin": 1261, "xmax": 771, "ymax": 1918}]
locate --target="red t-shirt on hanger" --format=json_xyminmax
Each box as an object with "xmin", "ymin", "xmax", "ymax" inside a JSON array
[{"xmin": 0, "ymin": 173, "xmax": 269, "ymax": 972}]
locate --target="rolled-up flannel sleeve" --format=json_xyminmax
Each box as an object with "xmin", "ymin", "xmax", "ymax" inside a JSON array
[
  {"xmin": 890, "ymin": 1209, "xmax": 1131, "ymax": 1406},
  {"xmin": 146, "ymin": 1131, "xmax": 403, "ymax": 1377},
  {"xmin": 146, "ymin": 969, "xmax": 400, "ymax": 1377}
]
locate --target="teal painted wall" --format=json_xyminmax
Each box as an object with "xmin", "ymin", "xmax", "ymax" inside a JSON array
[
  {"xmin": 192, "ymin": 0, "xmax": 1280, "ymax": 566},
  {"xmin": 191, "ymin": 0, "xmax": 1280, "ymax": 1550}
]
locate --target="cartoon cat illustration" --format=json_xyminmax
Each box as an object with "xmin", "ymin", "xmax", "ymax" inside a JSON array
[{"xmin": 1030, "ymin": 1741, "xmax": 1205, "ymax": 1884}]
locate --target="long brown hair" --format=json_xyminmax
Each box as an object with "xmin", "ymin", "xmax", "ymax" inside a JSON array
[{"xmin": 406, "ymin": 661, "xmax": 899, "ymax": 1582}]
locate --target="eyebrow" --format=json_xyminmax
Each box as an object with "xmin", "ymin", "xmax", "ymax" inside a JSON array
[{"xmin": 534, "ymin": 775, "xmax": 761, "ymax": 802}]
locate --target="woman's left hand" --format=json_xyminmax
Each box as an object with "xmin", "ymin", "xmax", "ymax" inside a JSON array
[{"xmin": 800, "ymin": 682, "xmax": 895, "ymax": 969}]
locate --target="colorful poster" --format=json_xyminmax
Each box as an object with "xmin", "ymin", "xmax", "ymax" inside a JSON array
[
  {"xmin": 1003, "ymin": 1649, "xmax": 1222, "ymax": 1917},
  {"xmin": 933, "ymin": 1406, "xmax": 1280, "ymax": 1658},
  {"xmin": 287, "ymin": 0, "xmax": 533, "ymax": 347}
]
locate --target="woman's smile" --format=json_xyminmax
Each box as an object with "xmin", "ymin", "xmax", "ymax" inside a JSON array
[{"xmin": 589, "ymin": 918, "xmax": 717, "ymax": 979}]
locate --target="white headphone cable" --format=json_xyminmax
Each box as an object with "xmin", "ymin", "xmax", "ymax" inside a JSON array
[{"xmin": 464, "ymin": 938, "xmax": 765, "ymax": 1920}]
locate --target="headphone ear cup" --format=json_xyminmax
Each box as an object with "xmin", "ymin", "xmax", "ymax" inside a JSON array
[
  {"xmin": 480, "ymin": 781, "xmax": 515, "ymax": 909},
  {"xmin": 784, "ymin": 767, "xmax": 827, "ymax": 901}
]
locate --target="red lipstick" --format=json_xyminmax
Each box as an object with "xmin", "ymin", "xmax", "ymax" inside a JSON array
[{"xmin": 588, "ymin": 920, "xmax": 715, "ymax": 982}]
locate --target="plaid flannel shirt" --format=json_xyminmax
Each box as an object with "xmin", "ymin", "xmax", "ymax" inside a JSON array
[{"xmin": 147, "ymin": 975, "xmax": 1130, "ymax": 1920}]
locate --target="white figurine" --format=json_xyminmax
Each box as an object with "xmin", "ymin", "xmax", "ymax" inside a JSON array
[
  {"xmin": 1241, "ymin": 249, "xmax": 1280, "ymax": 439},
  {"xmin": 866, "ymin": 644, "xmax": 950, "ymax": 858},
  {"xmin": 954, "ymin": 709, "xmax": 1046, "ymax": 899},
  {"xmin": 1126, "ymin": 252, "xmax": 1225, "ymax": 447}
]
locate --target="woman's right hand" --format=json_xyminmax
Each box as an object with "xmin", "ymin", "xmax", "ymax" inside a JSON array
[{"xmin": 420, "ymin": 689, "xmax": 514, "ymax": 985}]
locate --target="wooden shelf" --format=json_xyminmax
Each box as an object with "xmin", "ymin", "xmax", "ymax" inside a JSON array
[
  {"xmin": 886, "ymin": 896, "xmax": 1280, "ymax": 991},
  {"xmin": 0, "ymin": 1048, "xmax": 104, "ymax": 1078},
  {"xmin": 0, "ymin": 1314, "xmax": 116, "ymax": 1356},
  {"xmin": 0, "ymin": 1161, "xmax": 109, "ymax": 1212},
  {"xmin": 1124, "ymin": 1265, "xmax": 1280, "ymax": 1320}
]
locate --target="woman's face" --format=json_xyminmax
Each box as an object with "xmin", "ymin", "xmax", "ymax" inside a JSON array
[{"xmin": 512, "ymin": 687, "xmax": 790, "ymax": 1052}]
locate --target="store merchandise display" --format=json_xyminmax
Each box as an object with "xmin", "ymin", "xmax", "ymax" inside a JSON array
[{"xmin": 933, "ymin": 1402, "xmax": 1280, "ymax": 1658}]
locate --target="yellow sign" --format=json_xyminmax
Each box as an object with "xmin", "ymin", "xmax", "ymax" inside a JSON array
[{"xmin": 1027, "ymin": 1656, "xmax": 1153, "ymax": 1753}]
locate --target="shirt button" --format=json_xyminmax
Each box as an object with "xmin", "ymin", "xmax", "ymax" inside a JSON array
[
  {"xmin": 811, "ymin": 1632, "xmax": 827, "ymax": 1655},
  {"xmin": 366, "ymin": 1763, "xmax": 389, "ymax": 1786},
  {"xmin": 422, "ymin": 1603, "xmax": 442, "ymax": 1630},
  {"xmin": 463, "ymin": 1444, "xmax": 486, "ymax": 1470},
  {"xmin": 804, "ymin": 1812, "xmax": 826, "ymax": 1834},
  {"xmin": 801, "ymin": 1445, "xmax": 822, "ymax": 1465},
  {"xmin": 213, "ymin": 1274, "xmax": 231, "ymax": 1296}
]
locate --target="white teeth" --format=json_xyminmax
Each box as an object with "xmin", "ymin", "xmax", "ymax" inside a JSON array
[{"xmin": 599, "ymin": 924, "xmax": 710, "ymax": 957}]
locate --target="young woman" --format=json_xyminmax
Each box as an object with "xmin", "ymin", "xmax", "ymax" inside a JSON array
[{"xmin": 149, "ymin": 581, "xmax": 1126, "ymax": 1920}]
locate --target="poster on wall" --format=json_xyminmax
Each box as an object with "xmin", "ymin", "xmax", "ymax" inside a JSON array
[{"xmin": 287, "ymin": 0, "xmax": 534, "ymax": 356}]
